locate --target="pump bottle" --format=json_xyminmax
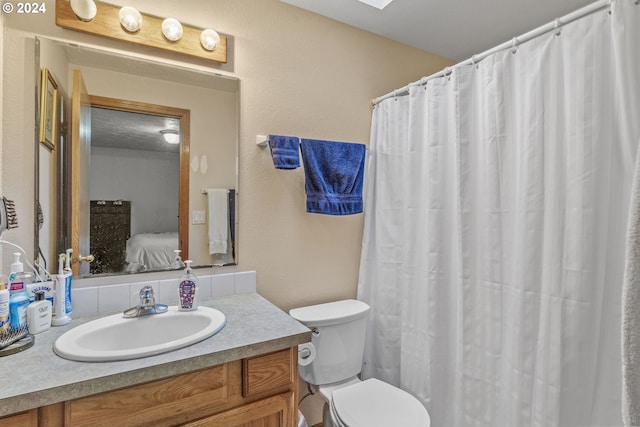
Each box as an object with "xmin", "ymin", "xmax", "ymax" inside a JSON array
[
  {"xmin": 8, "ymin": 253, "xmax": 31, "ymax": 329},
  {"xmin": 8, "ymin": 253, "xmax": 33, "ymax": 293},
  {"xmin": 178, "ymin": 260, "xmax": 198, "ymax": 311}
]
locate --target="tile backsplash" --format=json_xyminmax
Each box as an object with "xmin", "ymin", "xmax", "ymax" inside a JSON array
[{"xmin": 71, "ymin": 271, "xmax": 256, "ymax": 318}]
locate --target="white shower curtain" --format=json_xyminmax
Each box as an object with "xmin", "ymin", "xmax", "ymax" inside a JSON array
[{"xmin": 358, "ymin": 2, "xmax": 640, "ymax": 426}]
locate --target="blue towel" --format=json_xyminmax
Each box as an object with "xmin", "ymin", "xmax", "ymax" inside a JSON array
[
  {"xmin": 269, "ymin": 135, "xmax": 300, "ymax": 169},
  {"xmin": 300, "ymin": 139, "xmax": 366, "ymax": 215}
]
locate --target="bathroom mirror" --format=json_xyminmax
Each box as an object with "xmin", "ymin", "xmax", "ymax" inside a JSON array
[{"xmin": 35, "ymin": 37, "xmax": 239, "ymax": 278}]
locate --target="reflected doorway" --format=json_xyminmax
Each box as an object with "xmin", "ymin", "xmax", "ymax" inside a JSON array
[{"xmin": 83, "ymin": 95, "xmax": 190, "ymax": 275}]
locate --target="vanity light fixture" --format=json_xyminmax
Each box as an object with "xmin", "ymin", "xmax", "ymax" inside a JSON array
[
  {"xmin": 162, "ymin": 18, "xmax": 183, "ymax": 42},
  {"xmin": 118, "ymin": 6, "xmax": 142, "ymax": 33},
  {"xmin": 56, "ymin": 0, "xmax": 228, "ymax": 63},
  {"xmin": 70, "ymin": 0, "xmax": 96, "ymax": 21},
  {"xmin": 200, "ymin": 29, "xmax": 221, "ymax": 51},
  {"xmin": 160, "ymin": 130, "xmax": 180, "ymax": 145}
]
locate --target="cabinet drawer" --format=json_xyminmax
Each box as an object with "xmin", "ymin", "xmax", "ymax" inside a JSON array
[
  {"xmin": 242, "ymin": 347, "xmax": 295, "ymax": 397},
  {"xmin": 182, "ymin": 391, "xmax": 295, "ymax": 427},
  {"xmin": 65, "ymin": 364, "xmax": 228, "ymax": 427}
]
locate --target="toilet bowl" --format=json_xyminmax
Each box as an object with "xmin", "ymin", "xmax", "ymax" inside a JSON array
[{"xmin": 290, "ymin": 300, "xmax": 431, "ymax": 427}]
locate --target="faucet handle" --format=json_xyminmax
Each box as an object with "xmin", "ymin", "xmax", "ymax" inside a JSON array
[
  {"xmin": 139, "ymin": 285, "xmax": 156, "ymax": 307},
  {"xmin": 123, "ymin": 285, "xmax": 167, "ymax": 317}
]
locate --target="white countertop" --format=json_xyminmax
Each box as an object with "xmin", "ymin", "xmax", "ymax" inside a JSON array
[{"xmin": 0, "ymin": 293, "xmax": 311, "ymax": 417}]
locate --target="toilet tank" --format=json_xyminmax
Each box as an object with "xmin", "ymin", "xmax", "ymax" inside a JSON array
[{"xmin": 290, "ymin": 299, "xmax": 370, "ymax": 386}]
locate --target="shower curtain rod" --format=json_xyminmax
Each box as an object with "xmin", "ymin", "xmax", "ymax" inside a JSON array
[{"xmin": 371, "ymin": 0, "xmax": 611, "ymax": 107}]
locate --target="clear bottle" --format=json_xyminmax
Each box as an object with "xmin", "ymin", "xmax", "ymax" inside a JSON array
[
  {"xmin": 178, "ymin": 260, "xmax": 198, "ymax": 311},
  {"xmin": 8, "ymin": 253, "xmax": 33, "ymax": 294},
  {"xmin": 27, "ymin": 290, "xmax": 52, "ymax": 334}
]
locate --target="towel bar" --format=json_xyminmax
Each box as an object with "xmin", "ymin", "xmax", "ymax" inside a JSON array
[{"xmin": 256, "ymin": 135, "xmax": 269, "ymax": 147}]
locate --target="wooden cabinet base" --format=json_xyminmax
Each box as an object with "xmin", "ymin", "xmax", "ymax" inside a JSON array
[{"xmin": 0, "ymin": 347, "xmax": 298, "ymax": 427}]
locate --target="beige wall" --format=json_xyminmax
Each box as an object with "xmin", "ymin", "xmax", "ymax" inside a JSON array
[{"xmin": 1, "ymin": 0, "xmax": 453, "ymax": 310}]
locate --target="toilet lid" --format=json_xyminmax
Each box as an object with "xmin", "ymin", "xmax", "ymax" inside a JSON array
[{"xmin": 331, "ymin": 378, "xmax": 431, "ymax": 427}]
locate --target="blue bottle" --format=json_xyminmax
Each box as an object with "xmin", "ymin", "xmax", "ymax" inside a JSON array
[
  {"xmin": 8, "ymin": 253, "xmax": 32, "ymax": 329},
  {"xmin": 9, "ymin": 290, "xmax": 30, "ymax": 329}
]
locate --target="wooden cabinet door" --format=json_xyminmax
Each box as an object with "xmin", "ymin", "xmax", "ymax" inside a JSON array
[
  {"xmin": 65, "ymin": 365, "xmax": 228, "ymax": 427},
  {"xmin": 182, "ymin": 391, "xmax": 296, "ymax": 427},
  {"xmin": 0, "ymin": 409, "xmax": 37, "ymax": 427}
]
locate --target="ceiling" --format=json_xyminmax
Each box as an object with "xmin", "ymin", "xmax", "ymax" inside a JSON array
[
  {"xmin": 91, "ymin": 107, "xmax": 181, "ymax": 153},
  {"xmin": 281, "ymin": 0, "xmax": 594, "ymax": 61}
]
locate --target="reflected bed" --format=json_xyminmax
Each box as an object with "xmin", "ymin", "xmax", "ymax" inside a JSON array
[{"xmin": 125, "ymin": 232, "xmax": 179, "ymax": 272}]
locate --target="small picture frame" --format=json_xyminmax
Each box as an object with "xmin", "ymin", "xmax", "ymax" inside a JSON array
[{"xmin": 39, "ymin": 68, "xmax": 58, "ymax": 150}]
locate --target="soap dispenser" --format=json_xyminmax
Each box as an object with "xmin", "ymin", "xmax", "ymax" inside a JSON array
[
  {"xmin": 172, "ymin": 249, "xmax": 186, "ymax": 269},
  {"xmin": 8, "ymin": 252, "xmax": 33, "ymax": 293},
  {"xmin": 178, "ymin": 260, "xmax": 198, "ymax": 311},
  {"xmin": 8, "ymin": 253, "xmax": 31, "ymax": 329}
]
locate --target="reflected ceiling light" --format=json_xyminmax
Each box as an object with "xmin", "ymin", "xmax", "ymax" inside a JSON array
[
  {"xmin": 119, "ymin": 6, "xmax": 142, "ymax": 33},
  {"xmin": 70, "ymin": 0, "xmax": 97, "ymax": 21},
  {"xmin": 200, "ymin": 29, "xmax": 221, "ymax": 51},
  {"xmin": 357, "ymin": 0, "xmax": 395, "ymax": 9},
  {"xmin": 160, "ymin": 129, "xmax": 180, "ymax": 144},
  {"xmin": 162, "ymin": 18, "xmax": 183, "ymax": 42}
]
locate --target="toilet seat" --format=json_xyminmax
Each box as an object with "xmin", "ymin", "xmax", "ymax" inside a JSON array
[{"xmin": 330, "ymin": 378, "xmax": 431, "ymax": 427}]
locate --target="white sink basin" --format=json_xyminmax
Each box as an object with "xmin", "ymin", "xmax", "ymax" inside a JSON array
[{"xmin": 54, "ymin": 306, "xmax": 226, "ymax": 362}]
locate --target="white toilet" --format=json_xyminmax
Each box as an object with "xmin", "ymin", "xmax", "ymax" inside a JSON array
[{"xmin": 290, "ymin": 299, "xmax": 431, "ymax": 427}]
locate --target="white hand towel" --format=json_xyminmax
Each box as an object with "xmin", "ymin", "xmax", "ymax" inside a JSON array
[
  {"xmin": 207, "ymin": 189, "xmax": 228, "ymax": 255},
  {"xmin": 623, "ymin": 147, "xmax": 640, "ymax": 426}
]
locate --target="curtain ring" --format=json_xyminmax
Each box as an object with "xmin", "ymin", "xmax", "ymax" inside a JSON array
[
  {"xmin": 511, "ymin": 37, "xmax": 518, "ymax": 54},
  {"xmin": 608, "ymin": 0, "xmax": 613, "ymax": 14},
  {"xmin": 471, "ymin": 54, "xmax": 480, "ymax": 69},
  {"xmin": 554, "ymin": 18, "xmax": 562, "ymax": 36}
]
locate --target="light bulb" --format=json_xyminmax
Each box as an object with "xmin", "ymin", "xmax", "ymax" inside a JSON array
[
  {"xmin": 70, "ymin": 0, "xmax": 97, "ymax": 21},
  {"xmin": 160, "ymin": 130, "xmax": 180, "ymax": 144},
  {"xmin": 119, "ymin": 6, "xmax": 142, "ymax": 33},
  {"xmin": 162, "ymin": 18, "xmax": 183, "ymax": 42},
  {"xmin": 200, "ymin": 29, "xmax": 221, "ymax": 51}
]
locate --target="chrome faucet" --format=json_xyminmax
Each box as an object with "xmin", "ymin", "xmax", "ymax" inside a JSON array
[{"xmin": 123, "ymin": 285, "xmax": 169, "ymax": 318}]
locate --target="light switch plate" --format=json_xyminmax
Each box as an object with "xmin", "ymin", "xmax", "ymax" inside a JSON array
[{"xmin": 192, "ymin": 210, "xmax": 206, "ymax": 224}]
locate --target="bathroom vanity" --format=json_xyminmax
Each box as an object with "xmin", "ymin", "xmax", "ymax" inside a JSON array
[{"xmin": 0, "ymin": 293, "xmax": 311, "ymax": 427}]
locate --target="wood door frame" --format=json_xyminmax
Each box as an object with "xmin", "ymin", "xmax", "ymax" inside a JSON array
[
  {"xmin": 88, "ymin": 95, "xmax": 191, "ymax": 261},
  {"xmin": 70, "ymin": 70, "xmax": 91, "ymax": 277}
]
